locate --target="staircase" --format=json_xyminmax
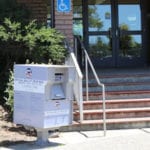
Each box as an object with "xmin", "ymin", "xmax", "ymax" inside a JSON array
[
  {"xmin": 85, "ymin": 68, "xmax": 150, "ymax": 100},
  {"xmin": 61, "ymin": 68, "xmax": 150, "ymax": 131}
]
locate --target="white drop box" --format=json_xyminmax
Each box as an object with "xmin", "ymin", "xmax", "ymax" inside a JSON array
[{"xmin": 13, "ymin": 64, "xmax": 75, "ymax": 129}]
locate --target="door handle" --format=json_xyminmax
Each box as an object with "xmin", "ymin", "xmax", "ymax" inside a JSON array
[
  {"xmin": 108, "ymin": 28, "xmax": 112, "ymax": 38},
  {"xmin": 116, "ymin": 28, "xmax": 120, "ymax": 37},
  {"xmin": 116, "ymin": 29, "xmax": 118, "ymax": 37},
  {"xmin": 116, "ymin": 28, "xmax": 122, "ymax": 38}
]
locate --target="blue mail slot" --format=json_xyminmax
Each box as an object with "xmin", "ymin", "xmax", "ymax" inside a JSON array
[{"xmin": 57, "ymin": 0, "xmax": 71, "ymax": 13}]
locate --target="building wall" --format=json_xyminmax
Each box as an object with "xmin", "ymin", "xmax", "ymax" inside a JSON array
[
  {"xmin": 54, "ymin": 0, "xmax": 73, "ymax": 44},
  {"xmin": 17, "ymin": 0, "xmax": 47, "ymax": 23},
  {"xmin": 17, "ymin": 0, "xmax": 73, "ymax": 44},
  {"xmin": 144, "ymin": 0, "xmax": 150, "ymax": 63}
]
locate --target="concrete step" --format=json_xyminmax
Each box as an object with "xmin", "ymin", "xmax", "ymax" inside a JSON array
[
  {"xmin": 83, "ymin": 69, "xmax": 150, "ymax": 98},
  {"xmin": 83, "ymin": 75, "xmax": 150, "ymax": 85},
  {"xmin": 74, "ymin": 107, "xmax": 150, "ymax": 120},
  {"xmin": 84, "ymin": 81, "xmax": 150, "ymax": 87},
  {"xmin": 61, "ymin": 117, "xmax": 150, "ymax": 131},
  {"xmin": 69, "ymin": 98, "xmax": 150, "ymax": 131},
  {"xmin": 74, "ymin": 98, "xmax": 150, "ymax": 110},
  {"xmin": 85, "ymin": 68, "xmax": 150, "ymax": 80},
  {"xmin": 83, "ymin": 90, "xmax": 150, "ymax": 100},
  {"xmin": 84, "ymin": 85, "xmax": 150, "ymax": 93},
  {"xmin": 60, "ymin": 69, "xmax": 150, "ymax": 131}
]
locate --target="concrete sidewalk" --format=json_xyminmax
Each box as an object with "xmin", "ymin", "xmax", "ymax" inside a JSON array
[{"xmin": 1, "ymin": 128, "xmax": 150, "ymax": 150}]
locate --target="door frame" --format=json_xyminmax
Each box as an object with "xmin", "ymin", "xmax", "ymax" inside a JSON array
[{"xmin": 82, "ymin": 0, "xmax": 145, "ymax": 68}]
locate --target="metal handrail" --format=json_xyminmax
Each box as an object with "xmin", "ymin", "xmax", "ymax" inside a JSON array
[
  {"xmin": 74, "ymin": 36, "xmax": 106, "ymax": 136},
  {"xmin": 64, "ymin": 39, "xmax": 83, "ymax": 123},
  {"xmin": 70, "ymin": 53, "xmax": 83, "ymax": 122}
]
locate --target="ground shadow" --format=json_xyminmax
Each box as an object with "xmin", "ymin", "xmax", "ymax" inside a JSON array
[{"xmin": 0, "ymin": 140, "xmax": 64, "ymax": 150}]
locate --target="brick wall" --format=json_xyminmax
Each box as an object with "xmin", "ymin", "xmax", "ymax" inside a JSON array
[
  {"xmin": 17, "ymin": 0, "xmax": 73, "ymax": 43},
  {"xmin": 17, "ymin": 0, "xmax": 47, "ymax": 23},
  {"xmin": 55, "ymin": 0, "xmax": 73, "ymax": 44}
]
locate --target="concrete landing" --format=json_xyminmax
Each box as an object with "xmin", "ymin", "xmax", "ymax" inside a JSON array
[{"xmin": 1, "ymin": 128, "xmax": 150, "ymax": 150}]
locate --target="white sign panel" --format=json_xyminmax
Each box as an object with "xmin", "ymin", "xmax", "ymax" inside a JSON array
[{"xmin": 14, "ymin": 78, "xmax": 46, "ymax": 93}]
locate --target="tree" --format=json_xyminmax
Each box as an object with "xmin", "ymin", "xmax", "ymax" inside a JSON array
[{"xmin": 88, "ymin": 5, "xmax": 103, "ymax": 31}]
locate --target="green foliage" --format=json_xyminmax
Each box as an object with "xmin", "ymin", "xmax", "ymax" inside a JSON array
[
  {"xmin": 0, "ymin": 0, "xmax": 29, "ymax": 107},
  {"xmin": 4, "ymin": 70, "xmax": 14, "ymax": 116},
  {"xmin": 0, "ymin": 19, "xmax": 67, "ymax": 115},
  {"xmin": 0, "ymin": 18, "xmax": 67, "ymax": 69},
  {"xmin": 24, "ymin": 21, "xmax": 67, "ymax": 64},
  {"xmin": 0, "ymin": 0, "xmax": 67, "ymax": 110},
  {"xmin": 88, "ymin": 6, "xmax": 103, "ymax": 30},
  {"xmin": 0, "ymin": 18, "xmax": 22, "ymax": 43}
]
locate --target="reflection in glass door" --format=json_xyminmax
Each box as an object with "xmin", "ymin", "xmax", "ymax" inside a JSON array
[
  {"xmin": 118, "ymin": 3, "xmax": 142, "ymax": 66},
  {"xmin": 86, "ymin": 0, "xmax": 114, "ymax": 67},
  {"xmin": 83, "ymin": 0, "xmax": 143, "ymax": 67}
]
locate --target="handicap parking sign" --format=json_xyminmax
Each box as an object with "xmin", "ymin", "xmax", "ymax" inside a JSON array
[{"xmin": 57, "ymin": 0, "xmax": 71, "ymax": 13}]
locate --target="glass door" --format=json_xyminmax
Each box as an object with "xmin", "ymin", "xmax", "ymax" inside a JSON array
[
  {"xmin": 83, "ymin": 0, "xmax": 143, "ymax": 67},
  {"xmin": 84, "ymin": 0, "xmax": 114, "ymax": 67},
  {"xmin": 117, "ymin": 1, "xmax": 143, "ymax": 66}
]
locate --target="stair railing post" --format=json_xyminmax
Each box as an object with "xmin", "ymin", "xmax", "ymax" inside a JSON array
[
  {"xmin": 102, "ymin": 84, "xmax": 106, "ymax": 136},
  {"xmin": 74, "ymin": 36, "xmax": 78, "ymax": 58},
  {"xmin": 74, "ymin": 35, "xmax": 106, "ymax": 135},
  {"xmin": 84, "ymin": 49, "xmax": 107, "ymax": 136},
  {"xmin": 85, "ymin": 54, "xmax": 89, "ymax": 101},
  {"xmin": 79, "ymin": 77, "xmax": 83, "ymax": 122}
]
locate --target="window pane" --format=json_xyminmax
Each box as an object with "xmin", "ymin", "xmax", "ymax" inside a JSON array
[
  {"xmin": 73, "ymin": 0, "xmax": 83, "ymax": 36},
  {"xmin": 119, "ymin": 4, "xmax": 141, "ymax": 31},
  {"xmin": 88, "ymin": 0, "xmax": 111, "ymax": 31},
  {"xmin": 119, "ymin": 35, "xmax": 142, "ymax": 58},
  {"xmin": 73, "ymin": 20, "xmax": 83, "ymax": 36},
  {"xmin": 73, "ymin": 0, "xmax": 82, "ymax": 18},
  {"xmin": 89, "ymin": 35, "xmax": 112, "ymax": 59},
  {"xmin": 47, "ymin": 0, "xmax": 51, "ymax": 27}
]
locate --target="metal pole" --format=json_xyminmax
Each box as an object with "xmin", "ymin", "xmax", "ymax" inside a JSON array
[
  {"xmin": 74, "ymin": 37, "xmax": 78, "ymax": 58},
  {"xmin": 102, "ymin": 84, "xmax": 106, "ymax": 136},
  {"xmin": 85, "ymin": 55, "xmax": 89, "ymax": 101},
  {"xmin": 36, "ymin": 129, "xmax": 49, "ymax": 146},
  {"xmin": 51, "ymin": 0, "xmax": 55, "ymax": 28},
  {"xmin": 79, "ymin": 78, "xmax": 83, "ymax": 122}
]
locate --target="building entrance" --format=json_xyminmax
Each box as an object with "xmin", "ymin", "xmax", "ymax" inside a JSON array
[{"xmin": 73, "ymin": 0, "xmax": 144, "ymax": 67}]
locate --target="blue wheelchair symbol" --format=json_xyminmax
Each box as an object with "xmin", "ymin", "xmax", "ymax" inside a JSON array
[{"xmin": 57, "ymin": 0, "xmax": 71, "ymax": 13}]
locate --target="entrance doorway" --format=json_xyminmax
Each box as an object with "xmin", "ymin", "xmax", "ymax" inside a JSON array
[
  {"xmin": 84, "ymin": 0, "xmax": 143, "ymax": 67},
  {"xmin": 73, "ymin": 0, "xmax": 144, "ymax": 68}
]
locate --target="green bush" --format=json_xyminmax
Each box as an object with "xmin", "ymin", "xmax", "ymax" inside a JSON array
[
  {"xmin": 0, "ymin": 0, "xmax": 67, "ymax": 110},
  {"xmin": 0, "ymin": 0, "xmax": 30, "ymax": 106},
  {"xmin": 1, "ymin": 19, "xmax": 67, "ymax": 115},
  {"xmin": 0, "ymin": 18, "xmax": 67, "ymax": 66},
  {"xmin": 24, "ymin": 20, "xmax": 67, "ymax": 64},
  {"xmin": 4, "ymin": 70, "xmax": 14, "ymax": 117}
]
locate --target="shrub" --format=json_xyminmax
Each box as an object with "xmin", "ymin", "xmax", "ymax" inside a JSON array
[
  {"xmin": 0, "ymin": 19, "xmax": 67, "ymax": 66},
  {"xmin": 24, "ymin": 20, "xmax": 67, "ymax": 64},
  {"xmin": 4, "ymin": 70, "xmax": 14, "ymax": 117},
  {"xmin": 0, "ymin": 0, "xmax": 67, "ymax": 109},
  {"xmin": 1, "ymin": 19, "xmax": 67, "ymax": 115}
]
